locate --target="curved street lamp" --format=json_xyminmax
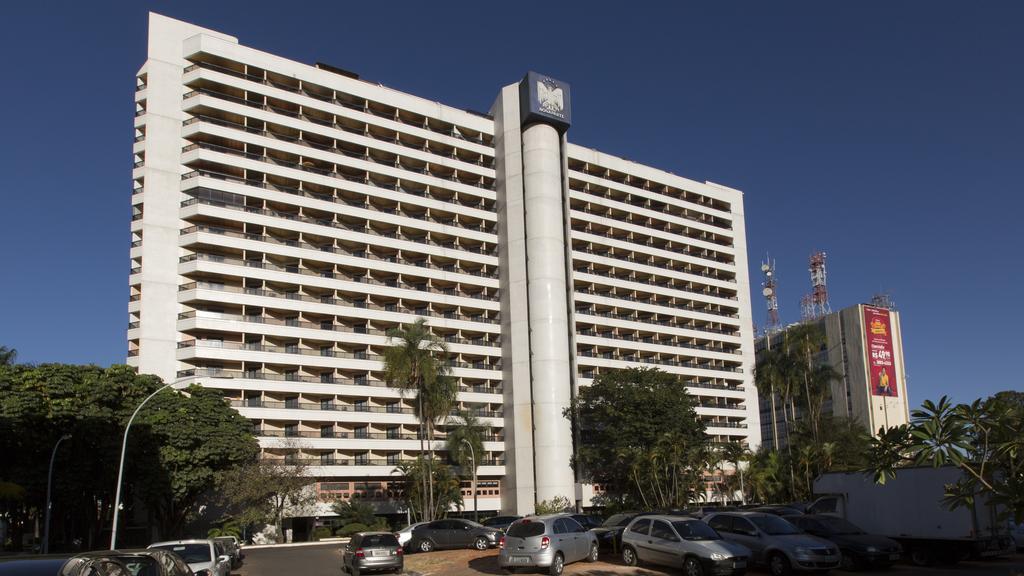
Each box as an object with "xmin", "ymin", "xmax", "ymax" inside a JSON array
[
  {"xmin": 460, "ymin": 438, "xmax": 477, "ymax": 523},
  {"xmin": 43, "ymin": 434, "xmax": 72, "ymax": 554},
  {"xmin": 110, "ymin": 377, "xmax": 191, "ymax": 549}
]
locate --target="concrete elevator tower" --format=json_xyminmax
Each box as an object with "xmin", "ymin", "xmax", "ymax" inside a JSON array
[{"xmin": 492, "ymin": 73, "xmax": 577, "ymax": 514}]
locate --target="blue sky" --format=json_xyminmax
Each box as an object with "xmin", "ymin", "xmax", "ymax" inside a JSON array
[{"xmin": 1, "ymin": 1, "xmax": 1021, "ymax": 407}]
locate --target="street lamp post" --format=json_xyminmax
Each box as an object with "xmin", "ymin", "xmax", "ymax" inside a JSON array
[
  {"xmin": 43, "ymin": 434, "xmax": 72, "ymax": 554},
  {"xmin": 460, "ymin": 439, "xmax": 477, "ymax": 523},
  {"xmin": 110, "ymin": 378, "xmax": 190, "ymax": 549}
]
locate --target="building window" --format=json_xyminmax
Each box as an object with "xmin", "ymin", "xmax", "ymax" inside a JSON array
[
  {"xmin": 385, "ymin": 402, "xmax": 400, "ymax": 414},
  {"xmin": 321, "ymin": 452, "xmax": 336, "ymax": 465},
  {"xmin": 285, "ymin": 397, "xmax": 299, "ymax": 409},
  {"xmin": 354, "ymin": 452, "xmax": 369, "ymax": 465},
  {"xmin": 320, "ymin": 398, "xmax": 334, "ymax": 410},
  {"xmin": 386, "ymin": 427, "xmax": 400, "ymax": 439},
  {"xmin": 354, "ymin": 426, "xmax": 368, "ymax": 439},
  {"xmin": 320, "ymin": 425, "xmax": 335, "ymax": 438},
  {"xmin": 354, "ymin": 400, "xmax": 368, "ymax": 412},
  {"xmin": 386, "ymin": 453, "xmax": 399, "ymax": 465},
  {"xmin": 320, "ymin": 373, "xmax": 334, "ymax": 383},
  {"xmin": 284, "ymin": 424, "xmax": 298, "ymax": 437},
  {"xmin": 285, "ymin": 370, "xmax": 298, "ymax": 381}
]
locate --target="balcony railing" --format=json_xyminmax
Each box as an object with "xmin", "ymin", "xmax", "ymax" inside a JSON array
[{"xmin": 176, "ymin": 367, "xmax": 503, "ymax": 394}]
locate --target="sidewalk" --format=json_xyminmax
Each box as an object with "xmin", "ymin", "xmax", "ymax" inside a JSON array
[{"xmin": 245, "ymin": 538, "xmax": 348, "ymax": 550}]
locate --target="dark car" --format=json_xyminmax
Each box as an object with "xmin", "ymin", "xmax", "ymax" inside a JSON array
[
  {"xmin": 684, "ymin": 506, "xmax": 739, "ymax": 519},
  {"xmin": 569, "ymin": 514, "xmax": 603, "ymax": 530},
  {"xmin": 482, "ymin": 515, "xmax": 522, "ymax": 532},
  {"xmin": 749, "ymin": 506, "xmax": 804, "ymax": 518},
  {"xmin": 592, "ymin": 512, "xmax": 657, "ymax": 552},
  {"xmin": 342, "ymin": 532, "xmax": 403, "ymax": 575},
  {"xmin": 704, "ymin": 512, "xmax": 839, "ymax": 575},
  {"xmin": 0, "ymin": 549, "xmax": 193, "ymax": 576},
  {"xmin": 409, "ymin": 518, "xmax": 502, "ymax": 552},
  {"xmin": 789, "ymin": 515, "xmax": 901, "ymax": 570}
]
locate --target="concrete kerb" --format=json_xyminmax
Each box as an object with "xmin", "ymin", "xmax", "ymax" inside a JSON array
[{"xmin": 245, "ymin": 538, "xmax": 349, "ymax": 550}]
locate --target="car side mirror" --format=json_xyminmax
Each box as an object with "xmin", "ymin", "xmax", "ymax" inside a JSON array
[{"xmin": 218, "ymin": 555, "xmax": 230, "ymax": 563}]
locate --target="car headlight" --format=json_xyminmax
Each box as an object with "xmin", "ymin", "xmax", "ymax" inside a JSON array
[
  {"xmin": 794, "ymin": 547, "xmax": 811, "ymax": 555},
  {"xmin": 865, "ymin": 546, "xmax": 878, "ymax": 553},
  {"xmin": 710, "ymin": 553, "xmax": 729, "ymax": 561}
]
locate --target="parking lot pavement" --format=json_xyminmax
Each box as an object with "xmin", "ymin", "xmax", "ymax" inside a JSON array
[{"xmin": 238, "ymin": 544, "xmax": 1024, "ymax": 576}]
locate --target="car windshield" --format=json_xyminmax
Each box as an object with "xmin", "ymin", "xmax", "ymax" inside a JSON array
[
  {"xmin": 750, "ymin": 515, "xmax": 801, "ymax": 535},
  {"xmin": 603, "ymin": 514, "xmax": 633, "ymax": 527},
  {"xmin": 150, "ymin": 543, "xmax": 211, "ymax": 563},
  {"xmin": 361, "ymin": 534, "xmax": 399, "ymax": 547},
  {"xmin": 672, "ymin": 520, "xmax": 721, "ymax": 541},
  {"xmin": 816, "ymin": 517, "xmax": 865, "ymax": 535},
  {"xmin": 506, "ymin": 521, "xmax": 546, "ymax": 538}
]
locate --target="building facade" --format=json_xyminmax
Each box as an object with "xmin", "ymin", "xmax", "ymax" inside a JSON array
[
  {"xmin": 756, "ymin": 303, "xmax": 910, "ymax": 450},
  {"xmin": 129, "ymin": 13, "xmax": 760, "ymax": 518}
]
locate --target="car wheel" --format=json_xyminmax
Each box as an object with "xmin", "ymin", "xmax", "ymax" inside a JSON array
[
  {"xmin": 587, "ymin": 542, "xmax": 599, "ymax": 562},
  {"xmin": 418, "ymin": 539, "xmax": 435, "ymax": 553},
  {"xmin": 351, "ymin": 566, "xmax": 360, "ymax": 576},
  {"xmin": 549, "ymin": 552, "xmax": 564, "ymax": 576},
  {"xmin": 473, "ymin": 536, "xmax": 489, "ymax": 550},
  {"xmin": 621, "ymin": 545, "xmax": 638, "ymax": 567},
  {"xmin": 684, "ymin": 556, "xmax": 704, "ymax": 576},
  {"xmin": 769, "ymin": 552, "xmax": 792, "ymax": 576}
]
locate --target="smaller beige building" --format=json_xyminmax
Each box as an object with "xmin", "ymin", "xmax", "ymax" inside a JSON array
[{"xmin": 756, "ymin": 302, "xmax": 910, "ymax": 449}]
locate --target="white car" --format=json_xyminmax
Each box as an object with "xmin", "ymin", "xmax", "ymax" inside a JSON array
[
  {"xmin": 395, "ymin": 522, "xmax": 428, "ymax": 548},
  {"xmin": 148, "ymin": 538, "xmax": 231, "ymax": 576}
]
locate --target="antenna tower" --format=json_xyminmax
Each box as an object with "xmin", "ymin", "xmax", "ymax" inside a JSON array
[
  {"xmin": 802, "ymin": 250, "xmax": 831, "ymax": 321},
  {"xmin": 760, "ymin": 257, "xmax": 780, "ymax": 335},
  {"xmin": 870, "ymin": 293, "xmax": 896, "ymax": 310}
]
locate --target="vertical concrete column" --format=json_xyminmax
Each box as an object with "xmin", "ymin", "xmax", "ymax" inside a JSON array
[{"xmin": 521, "ymin": 123, "xmax": 575, "ymax": 503}]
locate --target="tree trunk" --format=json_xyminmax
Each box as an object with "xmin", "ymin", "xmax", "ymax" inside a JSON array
[{"xmin": 417, "ymin": 391, "xmax": 429, "ymax": 521}]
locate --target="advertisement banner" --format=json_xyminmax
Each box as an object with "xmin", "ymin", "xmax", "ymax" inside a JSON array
[{"xmin": 863, "ymin": 306, "xmax": 898, "ymax": 397}]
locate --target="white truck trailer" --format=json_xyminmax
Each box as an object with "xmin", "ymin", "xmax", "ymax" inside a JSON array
[{"xmin": 809, "ymin": 466, "xmax": 1014, "ymax": 565}]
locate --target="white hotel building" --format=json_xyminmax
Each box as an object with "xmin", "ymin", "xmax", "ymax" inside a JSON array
[{"xmin": 129, "ymin": 13, "xmax": 760, "ymax": 518}]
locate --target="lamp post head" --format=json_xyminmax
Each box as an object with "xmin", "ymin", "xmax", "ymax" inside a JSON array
[{"xmin": 60, "ymin": 434, "xmax": 72, "ymax": 441}]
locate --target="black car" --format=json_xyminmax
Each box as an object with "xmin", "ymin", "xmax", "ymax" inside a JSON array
[
  {"xmin": 409, "ymin": 518, "xmax": 502, "ymax": 552},
  {"xmin": 0, "ymin": 549, "xmax": 192, "ymax": 576},
  {"xmin": 749, "ymin": 506, "xmax": 804, "ymax": 517},
  {"xmin": 570, "ymin": 514, "xmax": 603, "ymax": 530},
  {"xmin": 481, "ymin": 515, "xmax": 522, "ymax": 532},
  {"xmin": 789, "ymin": 514, "xmax": 902, "ymax": 569}
]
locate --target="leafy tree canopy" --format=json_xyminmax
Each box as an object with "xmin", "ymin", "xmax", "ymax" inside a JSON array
[{"xmin": 566, "ymin": 368, "xmax": 710, "ymax": 510}]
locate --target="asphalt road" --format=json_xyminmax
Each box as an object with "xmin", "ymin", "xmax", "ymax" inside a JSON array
[{"xmin": 238, "ymin": 544, "xmax": 1024, "ymax": 576}]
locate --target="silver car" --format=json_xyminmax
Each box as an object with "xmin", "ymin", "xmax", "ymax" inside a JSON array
[
  {"xmin": 148, "ymin": 539, "xmax": 231, "ymax": 576},
  {"xmin": 620, "ymin": 514, "xmax": 750, "ymax": 576},
  {"xmin": 704, "ymin": 512, "xmax": 839, "ymax": 576},
  {"xmin": 343, "ymin": 531, "xmax": 404, "ymax": 575},
  {"xmin": 499, "ymin": 514, "xmax": 599, "ymax": 575}
]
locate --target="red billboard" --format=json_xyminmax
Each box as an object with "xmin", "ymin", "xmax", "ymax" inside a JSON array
[{"xmin": 863, "ymin": 306, "xmax": 898, "ymax": 397}]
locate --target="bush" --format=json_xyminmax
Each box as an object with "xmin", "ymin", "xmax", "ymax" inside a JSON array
[
  {"xmin": 535, "ymin": 495, "xmax": 573, "ymax": 515},
  {"xmin": 312, "ymin": 526, "xmax": 334, "ymax": 541},
  {"xmin": 336, "ymin": 522, "xmax": 370, "ymax": 537}
]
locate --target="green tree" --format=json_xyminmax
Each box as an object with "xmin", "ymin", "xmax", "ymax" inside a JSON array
[
  {"xmin": 391, "ymin": 458, "xmax": 462, "ymax": 522},
  {"xmin": 0, "ymin": 363, "xmax": 258, "ymax": 549},
  {"xmin": 331, "ymin": 500, "xmax": 385, "ymax": 530},
  {"xmin": 383, "ymin": 319, "xmax": 457, "ymax": 521},
  {"xmin": 217, "ymin": 456, "xmax": 317, "ymax": 543},
  {"xmin": 867, "ymin": 392, "xmax": 1024, "ymax": 522},
  {"xmin": 566, "ymin": 368, "xmax": 710, "ymax": 509},
  {"xmin": 0, "ymin": 346, "xmax": 16, "ymax": 366},
  {"xmin": 132, "ymin": 385, "xmax": 259, "ymax": 538}
]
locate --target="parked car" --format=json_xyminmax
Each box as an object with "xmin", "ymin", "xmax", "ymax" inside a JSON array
[
  {"xmin": 212, "ymin": 536, "xmax": 242, "ymax": 568},
  {"xmin": 0, "ymin": 556, "xmax": 132, "ymax": 576},
  {"xmin": 499, "ymin": 514, "xmax": 599, "ymax": 575},
  {"xmin": 0, "ymin": 549, "xmax": 193, "ymax": 576},
  {"xmin": 395, "ymin": 522, "xmax": 428, "ymax": 548},
  {"xmin": 591, "ymin": 512, "xmax": 641, "ymax": 551},
  {"xmin": 342, "ymin": 531, "xmax": 403, "ymax": 575},
  {"xmin": 149, "ymin": 539, "xmax": 230, "ymax": 576},
  {"xmin": 482, "ymin": 515, "xmax": 523, "ymax": 532},
  {"xmin": 409, "ymin": 518, "xmax": 502, "ymax": 552},
  {"xmin": 619, "ymin": 514, "xmax": 750, "ymax": 576},
  {"xmin": 789, "ymin": 514, "xmax": 901, "ymax": 570},
  {"xmin": 569, "ymin": 514, "xmax": 603, "ymax": 530},
  {"xmin": 749, "ymin": 506, "xmax": 804, "ymax": 517},
  {"xmin": 704, "ymin": 512, "xmax": 839, "ymax": 576},
  {"xmin": 684, "ymin": 506, "xmax": 738, "ymax": 519}
]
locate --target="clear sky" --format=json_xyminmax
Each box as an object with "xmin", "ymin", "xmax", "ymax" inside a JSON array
[{"xmin": 1, "ymin": 1, "xmax": 1021, "ymax": 407}]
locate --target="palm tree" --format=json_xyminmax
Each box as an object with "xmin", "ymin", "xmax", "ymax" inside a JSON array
[
  {"xmin": 445, "ymin": 410, "xmax": 485, "ymax": 519},
  {"xmin": 785, "ymin": 325, "xmax": 829, "ymax": 442},
  {"xmin": 0, "ymin": 346, "xmax": 16, "ymax": 366},
  {"xmin": 720, "ymin": 441, "xmax": 749, "ymax": 504},
  {"xmin": 383, "ymin": 318, "xmax": 456, "ymax": 521}
]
